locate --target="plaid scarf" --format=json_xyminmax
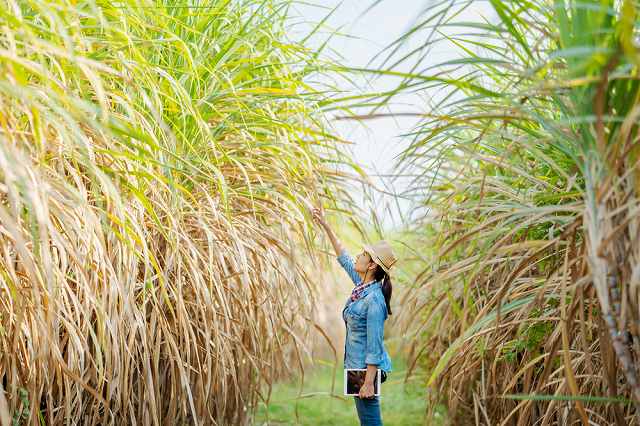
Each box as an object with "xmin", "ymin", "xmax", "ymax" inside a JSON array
[{"xmin": 350, "ymin": 279, "xmax": 377, "ymax": 302}]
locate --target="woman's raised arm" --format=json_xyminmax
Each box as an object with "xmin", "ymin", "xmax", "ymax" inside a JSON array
[
  {"xmin": 312, "ymin": 205, "xmax": 361, "ymax": 285},
  {"xmin": 312, "ymin": 205, "xmax": 344, "ymax": 256}
]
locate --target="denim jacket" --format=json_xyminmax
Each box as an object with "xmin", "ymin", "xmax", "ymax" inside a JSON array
[{"xmin": 337, "ymin": 249, "xmax": 392, "ymax": 373}]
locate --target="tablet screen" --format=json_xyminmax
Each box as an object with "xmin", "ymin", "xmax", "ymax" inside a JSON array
[{"xmin": 344, "ymin": 369, "xmax": 381, "ymax": 396}]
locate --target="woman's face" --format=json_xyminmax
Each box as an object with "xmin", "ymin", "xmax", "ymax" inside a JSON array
[{"xmin": 354, "ymin": 250, "xmax": 376, "ymax": 274}]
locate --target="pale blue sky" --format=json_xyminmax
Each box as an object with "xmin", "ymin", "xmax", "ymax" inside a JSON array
[{"xmin": 289, "ymin": 1, "xmax": 496, "ymax": 230}]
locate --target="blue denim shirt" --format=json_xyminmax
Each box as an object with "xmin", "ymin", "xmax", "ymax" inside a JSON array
[{"xmin": 337, "ymin": 249, "xmax": 392, "ymax": 373}]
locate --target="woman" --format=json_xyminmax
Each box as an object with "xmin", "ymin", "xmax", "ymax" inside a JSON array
[{"xmin": 312, "ymin": 205, "xmax": 396, "ymax": 426}]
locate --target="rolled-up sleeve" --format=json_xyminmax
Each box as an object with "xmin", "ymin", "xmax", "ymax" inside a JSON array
[
  {"xmin": 336, "ymin": 249, "xmax": 361, "ymax": 286},
  {"xmin": 365, "ymin": 300, "xmax": 386, "ymax": 365}
]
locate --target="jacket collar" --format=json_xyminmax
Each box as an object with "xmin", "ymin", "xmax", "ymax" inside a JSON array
[{"xmin": 354, "ymin": 280, "xmax": 381, "ymax": 300}]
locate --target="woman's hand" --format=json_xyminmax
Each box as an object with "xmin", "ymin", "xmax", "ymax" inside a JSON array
[
  {"xmin": 311, "ymin": 206, "xmax": 327, "ymax": 227},
  {"xmin": 358, "ymin": 381, "xmax": 375, "ymax": 399},
  {"xmin": 311, "ymin": 203, "xmax": 344, "ymax": 256}
]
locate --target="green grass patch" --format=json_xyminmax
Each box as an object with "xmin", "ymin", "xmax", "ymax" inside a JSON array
[{"xmin": 252, "ymin": 356, "xmax": 445, "ymax": 425}]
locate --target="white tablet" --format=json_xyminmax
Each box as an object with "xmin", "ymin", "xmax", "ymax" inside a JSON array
[{"xmin": 344, "ymin": 368, "xmax": 381, "ymax": 396}]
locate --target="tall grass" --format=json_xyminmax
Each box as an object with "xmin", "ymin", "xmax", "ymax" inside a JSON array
[
  {"xmin": 366, "ymin": 0, "xmax": 640, "ymax": 423},
  {"xmin": 0, "ymin": 0, "xmax": 351, "ymax": 424}
]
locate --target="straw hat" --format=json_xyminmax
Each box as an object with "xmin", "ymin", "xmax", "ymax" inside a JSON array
[{"xmin": 363, "ymin": 240, "xmax": 397, "ymax": 274}]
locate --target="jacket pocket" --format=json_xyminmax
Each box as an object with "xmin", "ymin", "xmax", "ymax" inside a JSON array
[{"xmin": 348, "ymin": 300, "xmax": 367, "ymax": 319}]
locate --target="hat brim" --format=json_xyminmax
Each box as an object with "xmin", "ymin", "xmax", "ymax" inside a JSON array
[{"xmin": 363, "ymin": 244, "xmax": 392, "ymax": 274}]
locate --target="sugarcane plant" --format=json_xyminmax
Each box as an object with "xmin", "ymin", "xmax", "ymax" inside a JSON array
[
  {"xmin": 362, "ymin": 0, "xmax": 640, "ymax": 423},
  {"xmin": 0, "ymin": 0, "xmax": 355, "ymax": 424}
]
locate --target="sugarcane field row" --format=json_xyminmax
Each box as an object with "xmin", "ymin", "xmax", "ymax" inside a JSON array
[{"xmin": 1, "ymin": 0, "xmax": 640, "ymax": 425}]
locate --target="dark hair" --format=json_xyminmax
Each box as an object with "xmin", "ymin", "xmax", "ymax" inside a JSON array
[{"xmin": 372, "ymin": 264, "xmax": 393, "ymax": 315}]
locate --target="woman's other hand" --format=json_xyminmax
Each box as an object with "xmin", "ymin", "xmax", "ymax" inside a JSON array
[{"xmin": 358, "ymin": 381, "xmax": 375, "ymax": 399}]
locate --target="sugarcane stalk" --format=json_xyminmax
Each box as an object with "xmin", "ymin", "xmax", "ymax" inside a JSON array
[{"xmin": 585, "ymin": 198, "xmax": 640, "ymax": 416}]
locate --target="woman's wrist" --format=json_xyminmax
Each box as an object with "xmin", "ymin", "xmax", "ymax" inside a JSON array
[{"xmin": 364, "ymin": 364, "xmax": 377, "ymax": 384}]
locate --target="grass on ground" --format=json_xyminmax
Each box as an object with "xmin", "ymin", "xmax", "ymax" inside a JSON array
[{"xmin": 252, "ymin": 356, "xmax": 445, "ymax": 425}]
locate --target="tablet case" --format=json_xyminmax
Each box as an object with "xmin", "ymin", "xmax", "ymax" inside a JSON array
[{"xmin": 344, "ymin": 368, "xmax": 381, "ymax": 396}]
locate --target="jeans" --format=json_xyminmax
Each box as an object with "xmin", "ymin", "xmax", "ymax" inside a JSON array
[{"xmin": 353, "ymin": 395, "xmax": 382, "ymax": 425}]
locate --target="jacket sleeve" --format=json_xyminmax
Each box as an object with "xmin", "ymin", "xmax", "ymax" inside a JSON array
[
  {"xmin": 365, "ymin": 300, "xmax": 386, "ymax": 365},
  {"xmin": 336, "ymin": 248, "xmax": 361, "ymax": 286}
]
